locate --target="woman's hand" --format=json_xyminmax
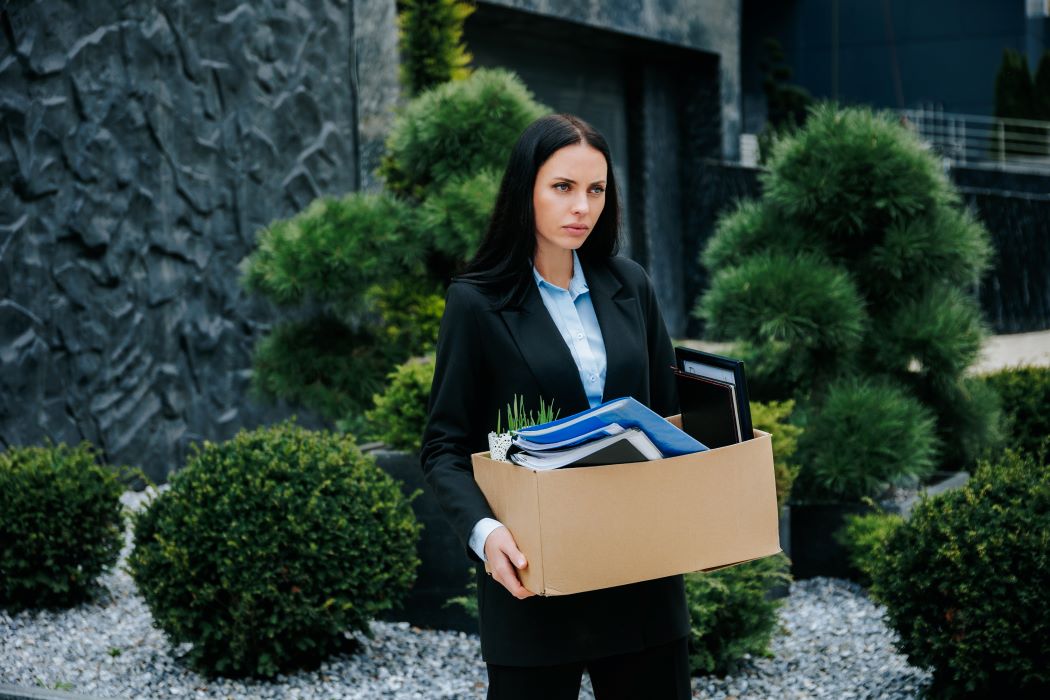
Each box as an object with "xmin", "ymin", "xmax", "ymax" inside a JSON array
[{"xmin": 484, "ymin": 526, "xmax": 536, "ymax": 599}]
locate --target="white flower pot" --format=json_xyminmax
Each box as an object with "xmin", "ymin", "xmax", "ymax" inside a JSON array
[{"xmin": 487, "ymin": 431, "xmax": 513, "ymax": 462}]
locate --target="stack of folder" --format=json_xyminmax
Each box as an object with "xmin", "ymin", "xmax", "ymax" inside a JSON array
[
  {"xmin": 508, "ymin": 397, "xmax": 707, "ymax": 470},
  {"xmin": 505, "ymin": 349, "xmax": 755, "ymax": 470}
]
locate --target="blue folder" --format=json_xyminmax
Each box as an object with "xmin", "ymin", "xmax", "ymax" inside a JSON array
[{"xmin": 513, "ymin": 396, "xmax": 708, "ymax": 456}]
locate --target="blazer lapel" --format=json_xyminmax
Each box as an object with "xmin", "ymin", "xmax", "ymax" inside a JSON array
[
  {"xmin": 498, "ymin": 282, "xmax": 590, "ymax": 412},
  {"xmin": 579, "ymin": 256, "xmax": 639, "ymax": 404}
]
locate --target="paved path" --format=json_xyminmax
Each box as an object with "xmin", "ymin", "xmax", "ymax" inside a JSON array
[{"xmin": 678, "ymin": 330, "xmax": 1050, "ymax": 374}]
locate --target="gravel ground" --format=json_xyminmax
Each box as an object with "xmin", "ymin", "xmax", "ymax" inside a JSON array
[{"xmin": 1, "ymin": 490, "xmax": 931, "ymax": 699}]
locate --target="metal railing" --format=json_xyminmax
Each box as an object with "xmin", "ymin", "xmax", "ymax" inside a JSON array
[{"xmin": 900, "ymin": 107, "xmax": 1050, "ymax": 173}]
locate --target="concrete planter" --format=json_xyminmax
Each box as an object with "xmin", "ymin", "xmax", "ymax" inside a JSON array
[{"xmin": 789, "ymin": 470, "xmax": 971, "ymax": 581}]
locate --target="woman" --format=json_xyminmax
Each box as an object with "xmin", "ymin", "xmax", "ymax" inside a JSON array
[{"xmin": 420, "ymin": 114, "xmax": 691, "ymax": 699}]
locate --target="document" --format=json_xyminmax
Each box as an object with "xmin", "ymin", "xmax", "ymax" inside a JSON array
[{"xmin": 509, "ymin": 427, "xmax": 663, "ymax": 470}]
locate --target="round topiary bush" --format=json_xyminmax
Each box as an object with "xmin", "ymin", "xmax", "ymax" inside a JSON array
[
  {"xmin": 0, "ymin": 442, "xmax": 124, "ymax": 612},
  {"xmin": 870, "ymin": 450, "xmax": 1050, "ymax": 696},
  {"xmin": 684, "ymin": 553, "xmax": 791, "ymax": 676},
  {"xmin": 128, "ymin": 420, "xmax": 423, "ymax": 678}
]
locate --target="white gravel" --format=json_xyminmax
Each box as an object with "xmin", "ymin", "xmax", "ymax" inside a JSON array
[{"xmin": 1, "ymin": 490, "xmax": 931, "ymax": 699}]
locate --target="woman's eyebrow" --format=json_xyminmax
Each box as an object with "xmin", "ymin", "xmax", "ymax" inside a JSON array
[{"xmin": 551, "ymin": 176, "xmax": 608, "ymax": 184}]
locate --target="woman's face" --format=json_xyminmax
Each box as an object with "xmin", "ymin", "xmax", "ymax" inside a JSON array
[{"xmin": 532, "ymin": 143, "xmax": 608, "ymax": 256}]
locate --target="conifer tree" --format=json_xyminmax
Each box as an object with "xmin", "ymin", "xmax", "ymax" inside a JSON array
[
  {"xmin": 241, "ymin": 70, "xmax": 548, "ymax": 430},
  {"xmin": 697, "ymin": 105, "xmax": 1001, "ymax": 498}
]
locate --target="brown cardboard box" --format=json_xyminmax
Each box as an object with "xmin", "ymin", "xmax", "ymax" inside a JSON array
[{"xmin": 471, "ymin": 415, "xmax": 781, "ymax": 596}]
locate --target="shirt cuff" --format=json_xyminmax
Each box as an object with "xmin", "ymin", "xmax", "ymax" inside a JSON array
[{"xmin": 468, "ymin": 517, "xmax": 504, "ymax": 562}]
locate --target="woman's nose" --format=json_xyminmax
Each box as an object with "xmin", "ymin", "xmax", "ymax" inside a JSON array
[{"xmin": 571, "ymin": 195, "xmax": 589, "ymax": 215}]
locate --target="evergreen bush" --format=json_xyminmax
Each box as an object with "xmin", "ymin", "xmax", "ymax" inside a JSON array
[
  {"xmin": 365, "ymin": 354, "xmax": 437, "ymax": 452},
  {"xmin": 697, "ymin": 104, "xmax": 997, "ymax": 490},
  {"xmin": 397, "ymin": 0, "xmax": 475, "ymax": 96},
  {"xmin": 750, "ymin": 399, "xmax": 802, "ymax": 508},
  {"xmin": 241, "ymin": 70, "xmax": 547, "ymax": 430},
  {"xmin": 379, "ymin": 68, "xmax": 549, "ymax": 200},
  {"xmin": 684, "ymin": 554, "xmax": 791, "ymax": 676},
  {"xmin": 0, "ymin": 442, "xmax": 124, "ymax": 611},
  {"xmin": 834, "ymin": 509, "xmax": 903, "ymax": 586},
  {"xmin": 870, "ymin": 450, "xmax": 1050, "ymax": 696},
  {"xmin": 980, "ymin": 365, "xmax": 1050, "ymax": 458},
  {"xmin": 793, "ymin": 378, "xmax": 939, "ymax": 502},
  {"xmin": 128, "ymin": 421, "xmax": 422, "ymax": 678}
]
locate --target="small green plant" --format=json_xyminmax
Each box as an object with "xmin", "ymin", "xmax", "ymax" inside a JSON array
[
  {"xmin": 871, "ymin": 449, "xmax": 1050, "ymax": 696},
  {"xmin": 443, "ymin": 569, "xmax": 478, "ymax": 620},
  {"xmin": 834, "ymin": 505, "xmax": 904, "ymax": 586},
  {"xmin": 684, "ymin": 553, "xmax": 792, "ymax": 676},
  {"xmin": 0, "ymin": 442, "xmax": 126, "ymax": 612},
  {"xmin": 128, "ymin": 420, "xmax": 422, "ymax": 678},
  {"xmin": 496, "ymin": 395, "xmax": 559, "ymax": 434}
]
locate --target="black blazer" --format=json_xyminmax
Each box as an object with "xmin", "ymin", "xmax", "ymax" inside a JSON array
[{"xmin": 420, "ymin": 254, "xmax": 689, "ymax": 667}]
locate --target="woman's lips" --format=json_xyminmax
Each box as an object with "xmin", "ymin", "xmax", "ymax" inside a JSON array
[{"xmin": 563, "ymin": 224, "xmax": 590, "ymax": 234}]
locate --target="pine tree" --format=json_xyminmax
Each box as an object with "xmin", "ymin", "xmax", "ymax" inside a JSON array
[
  {"xmin": 241, "ymin": 70, "xmax": 549, "ymax": 430},
  {"xmin": 697, "ymin": 105, "xmax": 1001, "ymax": 500}
]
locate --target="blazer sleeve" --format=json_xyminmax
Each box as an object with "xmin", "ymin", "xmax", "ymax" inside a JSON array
[
  {"xmin": 420, "ymin": 282, "xmax": 497, "ymax": 563},
  {"xmin": 640, "ymin": 269, "xmax": 680, "ymax": 419}
]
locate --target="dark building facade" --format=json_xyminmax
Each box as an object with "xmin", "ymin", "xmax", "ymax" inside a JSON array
[
  {"xmin": 0, "ymin": 0, "xmax": 741, "ymax": 479},
  {"xmin": 742, "ymin": 0, "xmax": 1050, "ymax": 132}
]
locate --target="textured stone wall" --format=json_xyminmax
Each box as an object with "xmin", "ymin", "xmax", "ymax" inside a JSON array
[{"xmin": 0, "ymin": 0, "xmax": 393, "ymax": 482}]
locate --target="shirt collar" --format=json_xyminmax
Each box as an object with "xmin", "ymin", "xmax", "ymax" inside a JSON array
[{"xmin": 532, "ymin": 250, "xmax": 590, "ymax": 300}]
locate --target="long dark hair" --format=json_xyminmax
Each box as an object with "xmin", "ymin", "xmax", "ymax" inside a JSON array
[{"xmin": 455, "ymin": 113, "xmax": 621, "ymax": 308}]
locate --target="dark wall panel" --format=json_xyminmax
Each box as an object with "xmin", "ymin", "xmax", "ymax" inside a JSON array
[{"xmin": 0, "ymin": 0, "xmax": 361, "ymax": 481}]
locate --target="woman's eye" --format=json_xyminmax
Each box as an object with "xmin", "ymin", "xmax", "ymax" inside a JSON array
[
  {"xmin": 591, "ymin": 186, "xmax": 605, "ymax": 195},
  {"xmin": 554, "ymin": 182, "xmax": 570, "ymax": 192}
]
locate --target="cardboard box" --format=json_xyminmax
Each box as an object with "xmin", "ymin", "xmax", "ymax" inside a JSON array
[{"xmin": 471, "ymin": 415, "xmax": 781, "ymax": 596}]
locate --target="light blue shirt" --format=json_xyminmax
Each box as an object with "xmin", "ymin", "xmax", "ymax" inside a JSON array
[
  {"xmin": 531, "ymin": 249, "xmax": 608, "ymax": 409},
  {"xmin": 469, "ymin": 250, "xmax": 608, "ymax": 562}
]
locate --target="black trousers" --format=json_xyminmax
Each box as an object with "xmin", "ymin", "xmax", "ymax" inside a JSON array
[{"xmin": 485, "ymin": 635, "xmax": 692, "ymax": 700}]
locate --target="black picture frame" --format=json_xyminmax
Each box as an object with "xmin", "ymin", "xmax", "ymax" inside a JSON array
[{"xmin": 673, "ymin": 346, "xmax": 754, "ymax": 442}]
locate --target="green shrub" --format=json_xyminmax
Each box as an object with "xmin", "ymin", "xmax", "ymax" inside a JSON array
[
  {"xmin": 379, "ymin": 68, "xmax": 549, "ymax": 199},
  {"xmin": 697, "ymin": 104, "xmax": 997, "ymax": 481},
  {"xmin": 834, "ymin": 509, "xmax": 904, "ymax": 586},
  {"xmin": 128, "ymin": 421, "xmax": 422, "ymax": 678},
  {"xmin": 0, "ymin": 442, "xmax": 124, "ymax": 612},
  {"xmin": 417, "ymin": 169, "xmax": 501, "ymax": 262},
  {"xmin": 397, "ymin": 0, "xmax": 474, "ymax": 96},
  {"xmin": 870, "ymin": 450, "xmax": 1050, "ymax": 696},
  {"xmin": 242, "ymin": 70, "xmax": 548, "ymax": 429},
  {"xmin": 794, "ymin": 378, "xmax": 940, "ymax": 502},
  {"xmin": 981, "ymin": 365, "xmax": 1050, "ymax": 459},
  {"xmin": 699, "ymin": 253, "xmax": 865, "ymax": 395},
  {"xmin": 684, "ymin": 553, "xmax": 791, "ymax": 676},
  {"xmin": 249, "ymin": 315, "xmax": 392, "ymax": 422},
  {"xmin": 365, "ymin": 354, "xmax": 437, "ymax": 452},
  {"xmin": 750, "ymin": 399, "xmax": 802, "ymax": 508},
  {"xmin": 240, "ymin": 193, "xmax": 421, "ymax": 315}
]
